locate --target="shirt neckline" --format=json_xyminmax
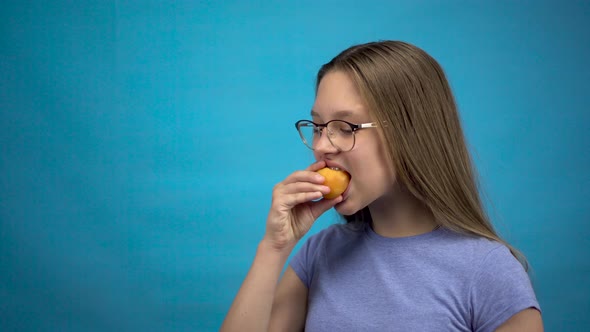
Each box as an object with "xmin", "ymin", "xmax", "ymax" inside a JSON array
[{"xmin": 364, "ymin": 222, "xmax": 446, "ymax": 245}]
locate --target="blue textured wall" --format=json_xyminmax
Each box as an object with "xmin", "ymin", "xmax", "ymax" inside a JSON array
[{"xmin": 1, "ymin": 1, "xmax": 588, "ymax": 331}]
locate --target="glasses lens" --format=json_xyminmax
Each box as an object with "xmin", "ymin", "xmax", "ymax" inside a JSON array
[
  {"xmin": 297, "ymin": 121, "xmax": 318, "ymax": 150},
  {"xmin": 326, "ymin": 120, "xmax": 355, "ymax": 151}
]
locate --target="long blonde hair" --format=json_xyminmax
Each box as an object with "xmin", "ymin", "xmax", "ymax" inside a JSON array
[{"xmin": 316, "ymin": 41, "xmax": 527, "ymax": 269}]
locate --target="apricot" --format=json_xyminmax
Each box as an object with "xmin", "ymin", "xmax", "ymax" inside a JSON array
[{"xmin": 317, "ymin": 167, "xmax": 350, "ymax": 199}]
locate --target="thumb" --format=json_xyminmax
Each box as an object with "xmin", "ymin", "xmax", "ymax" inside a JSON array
[{"xmin": 310, "ymin": 196, "xmax": 343, "ymax": 220}]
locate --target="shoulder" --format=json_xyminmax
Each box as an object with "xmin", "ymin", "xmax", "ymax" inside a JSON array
[
  {"xmin": 431, "ymin": 229, "xmax": 531, "ymax": 291},
  {"xmin": 448, "ymin": 234, "xmax": 540, "ymax": 330},
  {"xmin": 434, "ymin": 228, "xmax": 535, "ymax": 291},
  {"xmin": 436, "ymin": 230, "xmax": 540, "ymax": 330},
  {"xmin": 468, "ymin": 240, "xmax": 533, "ymax": 293},
  {"xmin": 297, "ymin": 222, "xmax": 364, "ymax": 257},
  {"xmin": 436, "ymin": 228, "xmax": 518, "ymax": 269},
  {"xmin": 308, "ymin": 222, "xmax": 363, "ymax": 243},
  {"xmin": 289, "ymin": 223, "xmax": 364, "ymax": 287}
]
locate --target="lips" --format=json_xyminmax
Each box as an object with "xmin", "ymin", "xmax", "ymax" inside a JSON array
[
  {"xmin": 341, "ymin": 182, "xmax": 351, "ymax": 200},
  {"xmin": 324, "ymin": 161, "xmax": 348, "ymax": 174}
]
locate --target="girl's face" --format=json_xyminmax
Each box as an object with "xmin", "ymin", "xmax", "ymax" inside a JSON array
[{"xmin": 312, "ymin": 71, "xmax": 396, "ymax": 215}]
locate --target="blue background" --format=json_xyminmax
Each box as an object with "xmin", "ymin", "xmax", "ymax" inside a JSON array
[{"xmin": 1, "ymin": 1, "xmax": 588, "ymax": 331}]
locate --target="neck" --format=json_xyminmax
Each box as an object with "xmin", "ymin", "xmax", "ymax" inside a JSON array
[{"xmin": 368, "ymin": 185, "xmax": 438, "ymax": 238}]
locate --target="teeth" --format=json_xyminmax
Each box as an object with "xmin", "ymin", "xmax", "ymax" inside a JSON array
[{"xmin": 329, "ymin": 167, "xmax": 341, "ymax": 171}]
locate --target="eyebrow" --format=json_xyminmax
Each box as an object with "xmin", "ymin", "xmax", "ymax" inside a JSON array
[{"xmin": 310, "ymin": 109, "xmax": 355, "ymax": 119}]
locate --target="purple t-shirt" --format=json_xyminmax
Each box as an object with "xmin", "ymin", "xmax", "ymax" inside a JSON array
[{"xmin": 289, "ymin": 223, "xmax": 540, "ymax": 331}]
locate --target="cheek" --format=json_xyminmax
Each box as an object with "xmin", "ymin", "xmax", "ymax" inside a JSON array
[
  {"xmin": 313, "ymin": 151, "xmax": 321, "ymax": 161},
  {"xmin": 379, "ymin": 157, "xmax": 397, "ymax": 189},
  {"xmin": 376, "ymin": 139, "xmax": 396, "ymax": 180},
  {"xmin": 354, "ymin": 149, "xmax": 395, "ymax": 187}
]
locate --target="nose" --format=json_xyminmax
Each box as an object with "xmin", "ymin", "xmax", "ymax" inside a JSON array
[{"xmin": 314, "ymin": 127, "xmax": 339, "ymax": 155}]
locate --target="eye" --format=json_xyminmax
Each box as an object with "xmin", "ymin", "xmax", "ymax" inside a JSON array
[
  {"xmin": 330, "ymin": 121, "xmax": 354, "ymax": 135},
  {"xmin": 339, "ymin": 127, "xmax": 353, "ymax": 135}
]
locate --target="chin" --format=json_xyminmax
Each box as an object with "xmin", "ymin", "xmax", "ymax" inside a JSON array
[{"xmin": 334, "ymin": 199, "xmax": 362, "ymax": 217}]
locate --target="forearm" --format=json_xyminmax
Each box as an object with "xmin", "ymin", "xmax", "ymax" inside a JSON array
[{"xmin": 220, "ymin": 240, "xmax": 293, "ymax": 332}]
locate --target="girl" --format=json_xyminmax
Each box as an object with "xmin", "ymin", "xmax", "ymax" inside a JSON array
[{"xmin": 221, "ymin": 41, "xmax": 542, "ymax": 331}]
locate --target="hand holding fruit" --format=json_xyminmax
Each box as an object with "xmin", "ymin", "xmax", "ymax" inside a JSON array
[{"xmin": 263, "ymin": 161, "xmax": 346, "ymax": 252}]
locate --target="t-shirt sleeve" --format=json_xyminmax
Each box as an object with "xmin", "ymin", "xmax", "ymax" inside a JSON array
[
  {"xmin": 289, "ymin": 230, "xmax": 326, "ymax": 289},
  {"xmin": 470, "ymin": 245, "xmax": 541, "ymax": 332}
]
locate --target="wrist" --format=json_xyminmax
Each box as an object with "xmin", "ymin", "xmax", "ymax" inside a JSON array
[{"xmin": 258, "ymin": 237, "xmax": 295, "ymax": 259}]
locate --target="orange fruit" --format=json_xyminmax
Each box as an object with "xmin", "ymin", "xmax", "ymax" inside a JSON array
[{"xmin": 317, "ymin": 167, "xmax": 350, "ymax": 199}]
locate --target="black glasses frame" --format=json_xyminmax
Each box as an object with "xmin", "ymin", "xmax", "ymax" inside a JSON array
[{"xmin": 294, "ymin": 119, "xmax": 377, "ymax": 151}]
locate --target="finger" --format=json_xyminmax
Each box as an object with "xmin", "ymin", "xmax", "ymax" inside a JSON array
[
  {"xmin": 279, "ymin": 182, "xmax": 331, "ymax": 195},
  {"xmin": 306, "ymin": 160, "xmax": 326, "ymax": 171},
  {"xmin": 282, "ymin": 170, "xmax": 325, "ymax": 185},
  {"xmin": 279, "ymin": 191, "xmax": 324, "ymax": 209},
  {"xmin": 310, "ymin": 196, "xmax": 344, "ymax": 219}
]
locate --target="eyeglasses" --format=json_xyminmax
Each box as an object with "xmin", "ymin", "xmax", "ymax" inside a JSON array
[{"xmin": 295, "ymin": 119, "xmax": 378, "ymax": 152}]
